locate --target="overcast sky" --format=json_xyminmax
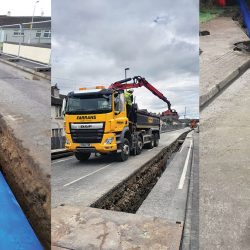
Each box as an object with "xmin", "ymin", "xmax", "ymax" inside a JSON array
[
  {"xmin": 0, "ymin": 0, "xmax": 51, "ymax": 16},
  {"xmin": 52, "ymin": 0, "xmax": 199, "ymax": 118}
]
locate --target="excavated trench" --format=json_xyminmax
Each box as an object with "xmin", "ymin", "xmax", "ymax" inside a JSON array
[
  {"xmin": 91, "ymin": 131, "xmax": 188, "ymax": 213},
  {"xmin": 0, "ymin": 116, "xmax": 50, "ymax": 249}
]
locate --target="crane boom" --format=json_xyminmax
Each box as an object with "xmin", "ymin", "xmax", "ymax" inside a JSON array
[{"xmin": 109, "ymin": 76, "xmax": 172, "ymax": 110}]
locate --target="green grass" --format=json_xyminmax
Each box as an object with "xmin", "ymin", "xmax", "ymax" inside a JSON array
[{"xmin": 200, "ymin": 7, "xmax": 225, "ymax": 23}]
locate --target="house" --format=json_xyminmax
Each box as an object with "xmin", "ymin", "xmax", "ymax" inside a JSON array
[
  {"xmin": 0, "ymin": 15, "xmax": 51, "ymax": 44},
  {"xmin": 51, "ymin": 85, "xmax": 66, "ymax": 149}
]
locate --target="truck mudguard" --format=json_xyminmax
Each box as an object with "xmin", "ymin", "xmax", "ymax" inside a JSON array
[{"xmin": 119, "ymin": 126, "xmax": 131, "ymax": 143}]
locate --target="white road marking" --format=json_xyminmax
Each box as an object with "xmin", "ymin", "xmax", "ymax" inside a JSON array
[
  {"xmin": 52, "ymin": 156, "xmax": 74, "ymax": 164},
  {"xmin": 178, "ymin": 139, "xmax": 193, "ymax": 190},
  {"xmin": 179, "ymin": 144, "xmax": 184, "ymax": 152},
  {"xmin": 148, "ymin": 149, "xmax": 153, "ymax": 151},
  {"xmin": 63, "ymin": 163, "xmax": 113, "ymax": 187}
]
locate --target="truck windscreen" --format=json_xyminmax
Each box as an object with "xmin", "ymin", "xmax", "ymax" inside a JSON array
[{"xmin": 65, "ymin": 94, "xmax": 112, "ymax": 114}]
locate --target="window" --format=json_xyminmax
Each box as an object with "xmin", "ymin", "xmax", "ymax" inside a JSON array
[
  {"xmin": 36, "ymin": 30, "xmax": 42, "ymax": 37},
  {"xmin": 65, "ymin": 94, "xmax": 112, "ymax": 114},
  {"xmin": 55, "ymin": 106, "xmax": 62, "ymax": 118},
  {"xmin": 13, "ymin": 30, "xmax": 24, "ymax": 36},
  {"xmin": 114, "ymin": 93, "xmax": 125, "ymax": 112},
  {"xmin": 43, "ymin": 30, "xmax": 51, "ymax": 38},
  {"xmin": 52, "ymin": 128, "xmax": 63, "ymax": 137}
]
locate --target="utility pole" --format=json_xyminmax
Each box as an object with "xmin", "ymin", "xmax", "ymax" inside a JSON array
[
  {"xmin": 28, "ymin": 0, "xmax": 39, "ymax": 44},
  {"xmin": 184, "ymin": 106, "xmax": 187, "ymax": 119},
  {"xmin": 125, "ymin": 67, "xmax": 129, "ymax": 79}
]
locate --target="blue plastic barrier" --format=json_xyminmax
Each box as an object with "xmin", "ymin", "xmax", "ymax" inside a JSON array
[
  {"xmin": 0, "ymin": 172, "xmax": 43, "ymax": 250},
  {"xmin": 238, "ymin": 0, "xmax": 250, "ymax": 37}
]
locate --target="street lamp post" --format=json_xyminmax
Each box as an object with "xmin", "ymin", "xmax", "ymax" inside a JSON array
[
  {"xmin": 28, "ymin": 0, "xmax": 39, "ymax": 44},
  {"xmin": 125, "ymin": 67, "xmax": 130, "ymax": 79}
]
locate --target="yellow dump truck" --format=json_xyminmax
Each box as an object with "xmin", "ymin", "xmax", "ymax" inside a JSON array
[{"xmin": 62, "ymin": 76, "xmax": 173, "ymax": 162}]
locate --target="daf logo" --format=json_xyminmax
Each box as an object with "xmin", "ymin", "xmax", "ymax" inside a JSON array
[
  {"xmin": 77, "ymin": 115, "xmax": 96, "ymax": 119},
  {"xmin": 80, "ymin": 124, "xmax": 92, "ymax": 128}
]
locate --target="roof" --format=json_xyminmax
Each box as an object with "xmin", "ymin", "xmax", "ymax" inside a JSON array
[
  {"xmin": 68, "ymin": 89, "xmax": 113, "ymax": 97},
  {"xmin": 0, "ymin": 15, "xmax": 51, "ymax": 29}
]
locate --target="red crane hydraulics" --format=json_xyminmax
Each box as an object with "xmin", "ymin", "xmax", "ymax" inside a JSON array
[{"xmin": 109, "ymin": 76, "xmax": 172, "ymax": 111}]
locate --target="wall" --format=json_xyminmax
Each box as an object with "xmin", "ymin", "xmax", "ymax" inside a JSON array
[{"xmin": 3, "ymin": 42, "xmax": 51, "ymax": 64}]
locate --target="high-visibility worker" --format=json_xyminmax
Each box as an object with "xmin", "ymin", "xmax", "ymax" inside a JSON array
[{"xmin": 125, "ymin": 89, "xmax": 134, "ymax": 119}]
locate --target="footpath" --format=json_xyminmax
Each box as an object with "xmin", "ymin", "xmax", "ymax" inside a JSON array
[
  {"xmin": 200, "ymin": 16, "xmax": 250, "ymax": 107},
  {"xmin": 200, "ymin": 15, "xmax": 250, "ymax": 250}
]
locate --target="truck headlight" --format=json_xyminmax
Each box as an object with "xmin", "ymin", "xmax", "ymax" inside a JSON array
[{"xmin": 104, "ymin": 137, "xmax": 114, "ymax": 144}]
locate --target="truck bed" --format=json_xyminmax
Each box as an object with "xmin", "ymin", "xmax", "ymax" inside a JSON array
[{"xmin": 135, "ymin": 109, "xmax": 160, "ymax": 129}]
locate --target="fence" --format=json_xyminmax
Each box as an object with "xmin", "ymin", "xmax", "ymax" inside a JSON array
[{"xmin": 51, "ymin": 136, "xmax": 66, "ymax": 150}]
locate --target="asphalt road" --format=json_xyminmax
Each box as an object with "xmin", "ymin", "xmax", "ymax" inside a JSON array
[
  {"xmin": 52, "ymin": 128, "xmax": 190, "ymax": 208},
  {"xmin": 200, "ymin": 69, "xmax": 250, "ymax": 249}
]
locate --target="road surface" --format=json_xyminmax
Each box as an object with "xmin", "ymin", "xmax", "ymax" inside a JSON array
[{"xmin": 52, "ymin": 128, "xmax": 190, "ymax": 208}]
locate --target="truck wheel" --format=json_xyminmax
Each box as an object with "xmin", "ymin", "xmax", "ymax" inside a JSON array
[
  {"xmin": 75, "ymin": 152, "xmax": 91, "ymax": 161},
  {"xmin": 117, "ymin": 138, "xmax": 130, "ymax": 162},
  {"xmin": 146, "ymin": 134, "xmax": 154, "ymax": 149},
  {"xmin": 154, "ymin": 136, "xmax": 159, "ymax": 147},
  {"xmin": 136, "ymin": 136, "xmax": 143, "ymax": 155}
]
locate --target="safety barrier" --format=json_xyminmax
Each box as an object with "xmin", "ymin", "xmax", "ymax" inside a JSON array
[
  {"xmin": 0, "ymin": 171, "xmax": 43, "ymax": 249},
  {"xmin": 238, "ymin": 0, "xmax": 250, "ymax": 37}
]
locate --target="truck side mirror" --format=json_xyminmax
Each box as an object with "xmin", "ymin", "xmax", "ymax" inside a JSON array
[{"xmin": 61, "ymin": 98, "xmax": 66, "ymax": 117}]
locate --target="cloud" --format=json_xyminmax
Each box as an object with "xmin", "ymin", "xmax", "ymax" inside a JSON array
[
  {"xmin": 52, "ymin": 0, "xmax": 199, "ymax": 118},
  {"xmin": 0, "ymin": 0, "xmax": 51, "ymax": 16}
]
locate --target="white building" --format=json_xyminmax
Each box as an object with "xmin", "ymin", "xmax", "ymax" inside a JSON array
[
  {"xmin": 0, "ymin": 15, "xmax": 51, "ymax": 44},
  {"xmin": 51, "ymin": 85, "xmax": 66, "ymax": 149}
]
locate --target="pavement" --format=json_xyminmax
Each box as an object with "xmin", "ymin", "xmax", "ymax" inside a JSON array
[
  {"xmin": 181, "ymin": 131, "xmax": 199, "ymax": 250},
  {"xmin": 200, "ymin": 16, "xmax": 250, "ymax": 107},
  {"xmin": 52, "ymin": 128, "xmax": 190, "ymax": 208},
  {"xmin": 0, "ymin": 62, "xmax": 50, "ymax": 248},
  {"xmin": 200, "ymin": 66, "xmax": 250, "ymax": 250},
  {"xmin": 52, "ymin": 206, "xmax": 183, "ymax": 250},
  {"xmin": 0, "ymin": 53, "xmax": 51, "ymax": 79},
  {"xmin": 137, "ymin": 132, "xmax": 194, "ymax": 224}
]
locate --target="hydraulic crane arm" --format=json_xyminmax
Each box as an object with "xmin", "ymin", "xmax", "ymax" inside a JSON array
[{"xmin": 109, "ymin": 76, "xmax": 172, "ymax": 110}]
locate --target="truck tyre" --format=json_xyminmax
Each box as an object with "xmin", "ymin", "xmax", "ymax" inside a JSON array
[
  {"xmin": 154, "ymin": 135, "xmax": 159, "ymax": 147},
  {"xmin": 145, "ymin": 134, "xmax": 154, "ymax": 149},
  {"xmin": 136, "ymin": 136, "xmax": 143, "ymax": 155},
  {"xmin": 117, "ymin": 138, "xmax": 130, "ymax": 162},
  {"xmin": 75, "ymin": 152, "xmax": 91, "ymax": 161}
]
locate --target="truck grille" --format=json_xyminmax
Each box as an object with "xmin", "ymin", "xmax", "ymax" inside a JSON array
[{"xmin": 70, "ymin": 123, "xmax": 104, "ymax": 143}]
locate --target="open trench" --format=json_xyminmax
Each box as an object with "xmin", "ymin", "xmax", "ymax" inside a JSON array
[
  {"xmin": 91, "ymin": 131, "xmax": 189, "ymax": 213},
  {"xmin": 0, "ymin": 116, "xmax": 51, "ymax": 249}
]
